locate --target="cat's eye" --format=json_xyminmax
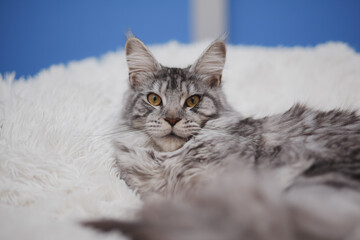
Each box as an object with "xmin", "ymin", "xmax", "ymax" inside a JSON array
[
  {"xmin": 148, "ymin": 93, "xmax": 162, "ymax": 106},
  {"xmin": 185, "ymin": 95, "xmax": 200, "ymax": 108}
]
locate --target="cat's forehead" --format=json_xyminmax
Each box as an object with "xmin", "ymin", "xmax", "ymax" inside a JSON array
[
  {"xmin": 156, "ymin": 67, "xmax": 188, "ymax": 79},
  {"xmin": 155, "ymin": 67, "xmax": 189, "ymax": 88},
  {"xmin": 150, "ymin": 67, "xmax": 200, "ymax": 94}
]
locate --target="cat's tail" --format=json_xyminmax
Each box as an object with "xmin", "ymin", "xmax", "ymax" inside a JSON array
[
  {"xmin": 83, "ymin": 220, "xmax": 152, "ymax": 240},
  {"xmin": 83, "ymin": 171, "xmax": 360, "ymax": 240}
]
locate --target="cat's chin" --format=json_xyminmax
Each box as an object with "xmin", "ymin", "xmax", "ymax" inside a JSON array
[{"xmin": 152, "ymin": 135, "xmax": 187, "ymax": 152}]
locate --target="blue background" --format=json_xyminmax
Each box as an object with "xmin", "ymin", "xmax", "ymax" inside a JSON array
[
  {"xmin": 0, "ymin": 0, "xmax": 190, "ymax": 77},
  {"xmin": 0, "ymin": 0, "xmax": 359, "ymax": 78},
  {"xmin": 229, "ymin": 0, "xmax": 360, "ymax": 50}
]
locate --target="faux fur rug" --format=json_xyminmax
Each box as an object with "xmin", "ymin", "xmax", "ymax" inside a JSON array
[{"xmin": 1, "ymin": 41, "xmax": 360, "ymax": 240}]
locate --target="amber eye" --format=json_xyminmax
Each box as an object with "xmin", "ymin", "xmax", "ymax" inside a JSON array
[
  {"xmin": 185, "ymin": 95, "xmax": 200, "ymax": 108},
  {"xmin": 148, "ymin": 93, "xmax": 162, "ymax": 106}
]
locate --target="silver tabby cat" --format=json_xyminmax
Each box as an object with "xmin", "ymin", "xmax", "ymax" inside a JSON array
[{"xmin": 85, "ymin": 37, "xmax": 360, "ymax": 240}]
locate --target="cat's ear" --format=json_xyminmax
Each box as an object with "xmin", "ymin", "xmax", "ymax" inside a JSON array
[
  {"xmin": 125, "ymin": 37, "xmax": 161, "ymax": 86},
  {"xmin": 190, "ymin": 40, "xmax": 226, "ymax": 88}
]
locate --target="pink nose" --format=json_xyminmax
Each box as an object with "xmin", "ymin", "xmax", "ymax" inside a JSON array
[{"xmin": 164, "ymin": 118, "xmax": 181, "ymax": 126}]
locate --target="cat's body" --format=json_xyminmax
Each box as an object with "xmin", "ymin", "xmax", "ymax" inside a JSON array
[
  {"xmin": 84, "ymin": 37, "xmax": 360, "ymax": 240},
  {"xmin": 115, "ymin": 104, "xmax": 360, "ymax": 200}
]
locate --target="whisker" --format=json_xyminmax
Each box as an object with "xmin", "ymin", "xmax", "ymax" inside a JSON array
[{"xmin": 75, "ymin": 127, "xmax": 148, "ymax": 140}]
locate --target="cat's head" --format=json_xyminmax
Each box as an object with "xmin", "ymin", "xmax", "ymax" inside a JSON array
[{"xmin": 122, "ymin": 37, "xmax": 230, "ymax": 151}]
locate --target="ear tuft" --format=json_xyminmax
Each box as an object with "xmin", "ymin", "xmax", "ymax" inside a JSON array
[
  {"xmin": 190, "ymin": 40, "xmax": 226, "ymax": 87},
  {"xmin": 125, "ymin": 37, "xmax": 161, "ymax": 86}
]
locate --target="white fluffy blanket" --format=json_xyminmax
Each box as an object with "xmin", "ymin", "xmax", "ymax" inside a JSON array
[{"xmin": 1, "ymin": 41, "xmax": 360, "ymax": 240}]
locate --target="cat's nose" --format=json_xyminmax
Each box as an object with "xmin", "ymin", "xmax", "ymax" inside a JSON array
[{"xmin": 164, "ymin": 118, "xmax": 181, "ymax": 127}]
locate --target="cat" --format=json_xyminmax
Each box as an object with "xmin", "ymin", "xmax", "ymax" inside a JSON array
[
  {"xmin": 84, "ymin": 37, "xmax": 360, "ymax": 240},
  {"xmin": 113, "ymin": 36, "xmax": 234, "ymax": 199}
]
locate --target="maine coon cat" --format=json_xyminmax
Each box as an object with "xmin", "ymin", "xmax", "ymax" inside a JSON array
[
  {"xmin": 113, "ymin": 36, "xmax": 234, "ymax": 198},
  {"xmin": 84, "ymin": 37, "xmax": 360, "ymax": 240}
]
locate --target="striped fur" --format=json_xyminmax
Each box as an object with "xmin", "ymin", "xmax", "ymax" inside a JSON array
[
  {"xmin": 97, "ymin": 38, "xmax": 360, "ymax": 240},
  {"xmin": 121, "ymin": 37, "xmax": 232, "ymax": 152},
  {"xmin": 91, "ymin": 105, "xmax": 360, "ymax": 240}
]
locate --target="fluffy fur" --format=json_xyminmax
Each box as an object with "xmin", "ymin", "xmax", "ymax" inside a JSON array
[
  {"xmin": 120, "ymin": 37, "xmax": 231, "ymax": 152},
  {"xmin": 1, "ymin": 40, "xmax": 360, "ymax": 240},
  {"xmin": 85, "ymin": 170, "xmax": 360, "ymax": 240},
  {"xmin": 88, "ymin": 38, "xmax": 360, "ymax": 239},
  {"xmin": 114, "ymin": 104, "xmax": 360, "ymax": 200}
]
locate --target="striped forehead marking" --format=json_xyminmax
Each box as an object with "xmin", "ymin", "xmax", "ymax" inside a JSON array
[{"xmin": 156, "ymin": 67, "xmax": 188, "ymax": 91}]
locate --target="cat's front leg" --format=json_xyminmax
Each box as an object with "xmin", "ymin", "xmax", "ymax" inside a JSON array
[{"xmin": 113, "ymin": 140, "xmax": 167, "ymax": 198}]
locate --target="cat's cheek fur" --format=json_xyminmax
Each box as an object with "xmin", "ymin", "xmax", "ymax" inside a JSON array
[
  {"xmin": 128, "ymin": 98, "xmax": 152, "ymax": 129},
  {"xmin": 197, "ymin": 95, "xmax": 218, "ymax": 118}
]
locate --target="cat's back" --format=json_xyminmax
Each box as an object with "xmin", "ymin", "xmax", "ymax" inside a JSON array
[
  {"xmin": 254, "ymin": 104, "xmax": 360, "ymax": 188},
  {"xmin": 261, "ymin": 104, "xmax": 360, "ymax": 155}
]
